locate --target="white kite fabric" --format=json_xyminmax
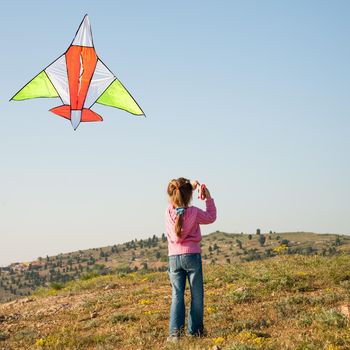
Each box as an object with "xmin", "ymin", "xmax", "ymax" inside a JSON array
[
  {"xmin": 72, "ymin": 15, "xmax": 94, "ymax": 47},
  {"xmin": 11, "ymin": 14, "xmax": 145, "ymax": 130},
  {"xmin": 84, "ymin": 60, "xmax": 115, "ymax": 108},
  {"xmin": 45, "ymin": 55, "xmax": 70, "ymax": 105}
]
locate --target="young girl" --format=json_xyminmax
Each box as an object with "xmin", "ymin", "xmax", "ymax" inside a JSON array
[{"xmin": 165, "ymin": 177, "xmax": 217, "ymax": 341}]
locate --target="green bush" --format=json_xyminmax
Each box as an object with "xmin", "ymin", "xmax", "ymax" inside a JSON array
[
  {"xmin": 110, "ymin": 313, "xmax": 138, "ymax": 323},
  {"xmin": 50, "ymin": 282, "xmax": 65, "ymax": 290},
  {"xmin": 227, "ymin": 288, "xmax": 254, "ymax": 303},
  {"xmin": 80, "ymin": 271, "xmax": 100, "ymax": 281},
  {"xmin": 315, "ymin": 308, "xmax": 347, "ymax": 328}
]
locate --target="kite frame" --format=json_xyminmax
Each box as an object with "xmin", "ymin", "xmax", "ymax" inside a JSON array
[{"xmin": 10, "ymin": 14, "xmax": 146, "ymax": 119}]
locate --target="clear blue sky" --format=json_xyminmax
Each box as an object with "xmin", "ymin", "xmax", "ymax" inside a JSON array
[{"xmin": 1, "ymin": 1, "xmax": 349, "ymax": 266}]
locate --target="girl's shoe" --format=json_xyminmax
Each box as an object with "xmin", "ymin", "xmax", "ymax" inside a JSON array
[
  {"xmin": 187, "ymin": 328, "xmax": 207, "ymax": 337},
  {"xmin": 166, "ymin": 335, "xmax": 180, "ymax": 343}
]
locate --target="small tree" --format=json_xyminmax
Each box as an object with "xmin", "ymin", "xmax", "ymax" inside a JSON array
[
  {"xmin": 335, "ymin": 236, "xmax": 342, "ymax": 246},
  {"xmin": 256, "ymin": 228, "xmax": 261, "ymax": 235},
  {"xmin": 248, "ymin": 234, "xmax": 252, "ymax": 240},
  {"xmin": 258, "ymin": 234, "xmax": 266, "ymax": 247}
]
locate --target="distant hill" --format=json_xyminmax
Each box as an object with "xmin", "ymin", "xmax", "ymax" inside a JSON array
[{"xmin": 0, "ymin": 231, "xmax": 348, "ymax": 303}]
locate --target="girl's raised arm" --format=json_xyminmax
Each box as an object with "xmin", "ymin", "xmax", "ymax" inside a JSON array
[{"xmin": 196, "ymin": 187, "xmax": 216, "ymax": 224}]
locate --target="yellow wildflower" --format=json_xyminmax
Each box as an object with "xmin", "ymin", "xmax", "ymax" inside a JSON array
[
  {"xmin": 206, "ymin": 306, "xmax": 217, "ymax": 314},
  {"xmin": 144, "ymin": 309, "xmax": 161, "ymax": 315},
  {"xmin": 212, "ymin": 337, "xmax": 225, "ymax": 345},
  {"xmin": 273, "ymin": 244, "xmax": 288, "ymax": 254},
  {"xmin": 139, "ymin": 299, "xmax": 152, "ymax": 305},
  {"xmin": 35, "ymin": 336, "xmax": 56, "ymax": 347},
  {"xmin": 254, "ymin": 336, "xmax": 268, "ymax": 344},
  {"xmin": 238, "ymin": 331, "xmax": 269, "ymax": 344},
  {"xmin": 238, "ymin": 331, "xmax": 256, "ymax": 340},
  {"xmin": 35, "ymin": 338, "xmax": 45, "ymax": 347}
]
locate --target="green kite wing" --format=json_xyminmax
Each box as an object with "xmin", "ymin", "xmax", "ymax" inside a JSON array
[
  {"xmin": 96, "ymin": 79, "xmax": 144, "ymax": 116},
  {"xmin": 11, "ymin": 71, "xmax": 59, "ymax": 101}
]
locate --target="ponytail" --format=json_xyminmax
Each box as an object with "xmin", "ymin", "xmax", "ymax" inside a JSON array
[
  {"xmin": 175, "ymin": 214, "xmax": 183, "ymax": 238},
  {"xmin": 167, "ymin": 178, "xmax": 193, "ymax": 238}
]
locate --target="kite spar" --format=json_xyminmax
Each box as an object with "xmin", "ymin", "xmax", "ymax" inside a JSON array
[{"xmin": 10, "ymin": 15, "xmax": 145, "ymax": 130}]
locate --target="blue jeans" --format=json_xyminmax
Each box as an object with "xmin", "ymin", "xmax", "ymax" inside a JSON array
[{"xmin": 168, "ymin": 253, "xmax": 204, "ymax": 336}]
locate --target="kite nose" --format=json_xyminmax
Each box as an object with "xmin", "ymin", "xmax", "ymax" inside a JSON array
[
  {"xmin": 71, "ymin": 110, "xmax": 82, "ymax": 130},
  {"xmin": 72, "ymin": 14, "xmax": 93, "ymax": 48}
]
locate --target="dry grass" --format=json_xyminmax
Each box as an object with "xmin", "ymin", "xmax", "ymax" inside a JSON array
[{"xmin": 1, "ymin": 254, "xmax": 350, "ymax": 349}]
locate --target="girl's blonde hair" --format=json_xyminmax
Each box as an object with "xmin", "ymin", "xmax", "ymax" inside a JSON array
[{"xmin": 167, "ymin": 177, "xmax": 193, "ymax": 238}]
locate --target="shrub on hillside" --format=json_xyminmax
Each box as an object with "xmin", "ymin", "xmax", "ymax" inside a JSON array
[
  {"xmin": 258, "ymin": 235, "xmax": 266, "ymax": 247},
  {"xmin": 110, "ymin": 313, "xmax": 138, "ymax": 323},
  {"xmin": 50, "ymin": 282, "xmax": 65, "ymax": 290}
]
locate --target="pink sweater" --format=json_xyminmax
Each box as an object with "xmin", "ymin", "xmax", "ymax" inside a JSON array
[{"xmin": 165, "ymin": 198, "xmax": 217, "ymax": 256}]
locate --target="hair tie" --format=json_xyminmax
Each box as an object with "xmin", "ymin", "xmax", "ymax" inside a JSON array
[{"xmin": 175, "ymin": 207, "xmax": 186, "ymax": 216}]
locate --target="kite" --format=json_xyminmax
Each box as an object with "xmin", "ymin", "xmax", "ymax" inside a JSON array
[{"xmin": 10, "ymin": 15, "xmax": 145, "ymax": 130}]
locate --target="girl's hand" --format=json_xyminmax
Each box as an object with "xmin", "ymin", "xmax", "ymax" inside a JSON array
[{"xmin": 191, "ymin": 180, "xmax": 200, "ymax": 190}]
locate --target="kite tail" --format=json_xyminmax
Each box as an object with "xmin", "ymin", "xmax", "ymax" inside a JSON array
[
  {"xmin": 49, "ymin": 106, "xmax": 103, "ymax": 122},
  {"xmin": 50, "ymin": 105, "xmax": 71, "ymax": 119}
]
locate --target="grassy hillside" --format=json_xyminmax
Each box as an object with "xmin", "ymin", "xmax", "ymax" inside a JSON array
[
  {"xmin": 1, "ymin": 253, "xmax": 350, "ymax": 349},
  {"xmin": 0, "ymin": 231, "xmax": 349, "ymax": 303}
]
